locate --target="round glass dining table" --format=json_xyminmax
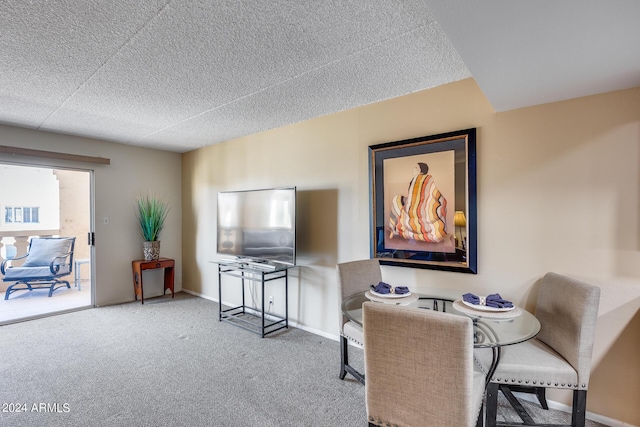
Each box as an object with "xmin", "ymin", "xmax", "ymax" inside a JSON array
[
  {"xmin": 342, "ymin": 288, "xmax": 541, "ymax": 386},
  {"xmin": 342, "ymin": 288, "xmax": 541, "ymax": 348}
]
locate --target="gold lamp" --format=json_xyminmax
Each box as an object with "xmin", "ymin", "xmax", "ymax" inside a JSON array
[{"xmin": 454, "ymin": 211, "xmax": 466, "ymax": 250}]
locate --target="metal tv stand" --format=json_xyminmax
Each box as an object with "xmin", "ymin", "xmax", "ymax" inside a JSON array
[{"xmin": 215, "ymin": 260, "xmax": 292, "ymax": 337}]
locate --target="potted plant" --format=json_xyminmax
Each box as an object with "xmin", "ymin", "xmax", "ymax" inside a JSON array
[{"xmin": 136, "ymin": 193, "xmax": 169, "ymax": 260}]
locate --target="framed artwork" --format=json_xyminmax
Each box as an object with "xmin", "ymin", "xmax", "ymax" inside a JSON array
[{"xmin": 369, "ymin": 128, "xmax": 477, "ymax": 273}]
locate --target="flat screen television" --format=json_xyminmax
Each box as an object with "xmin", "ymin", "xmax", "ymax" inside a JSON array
[{"xmin": 217, "ymin": 187, "xmax": 296, "ymax": 266}]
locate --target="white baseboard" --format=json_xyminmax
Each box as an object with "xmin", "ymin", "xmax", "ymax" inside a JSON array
[{"xmin": 288, "ymin": 320, "xmax": 338, "ymax": 341}]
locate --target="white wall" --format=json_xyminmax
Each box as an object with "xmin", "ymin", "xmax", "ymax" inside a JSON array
[{"xmin": 0, "ymin": 124, "xmax": 182, "ymax": 306}]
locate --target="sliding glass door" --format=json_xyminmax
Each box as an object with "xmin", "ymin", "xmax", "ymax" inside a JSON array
[{"xmin": 0, "ymin": 163, "xmax": 94, "ymax": 323}]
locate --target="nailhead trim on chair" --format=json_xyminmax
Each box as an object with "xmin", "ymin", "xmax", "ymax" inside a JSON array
[
  {"xmin": 342, "ymin": 333, "xmax": 363, "ymax": 346},
  {"xmin": 473, "ymin": 356, "xmax": 488, "ymax": 375},
  {"xmin": 493, "ymin": 378, "xmax": 588, "ymax": 390}
]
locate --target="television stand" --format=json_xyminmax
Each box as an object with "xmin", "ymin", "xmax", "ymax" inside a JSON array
[
  {"xmin": 246, "ymin": 261, "xmax": 276, "ymax": 270},
  {"xmin": 214, "ymin": 261, "xmax": 292, "ymax": 337}
]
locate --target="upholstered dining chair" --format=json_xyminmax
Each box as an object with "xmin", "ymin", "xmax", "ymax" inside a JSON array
[
  {"xmin": 477, "ymin": 272, "xmax": 601, "ymax": 427},
  {"xmin": 363, "ymin": 301, "xmax": 485, "ymax": 427},
  {"xmin": 336, "ymin": 259, "xmax": 382, "ymax": 384}
]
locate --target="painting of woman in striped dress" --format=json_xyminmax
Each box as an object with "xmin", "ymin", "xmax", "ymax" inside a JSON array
[{"xmin": 388, "ymin": 162, "xmax": 448, "ymax": 243}]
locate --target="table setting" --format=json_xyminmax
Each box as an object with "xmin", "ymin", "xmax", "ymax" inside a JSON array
[
  {"xmin": 452, "ymin": 292, "xmax": 522, "ymax": 319},
  {"xmin": 364, "ymin": 282, "xmax": 418, "ymax": 304},
  {"xmin": 343, "ymin": 286, "xmax": 540, "ymax": 349}
]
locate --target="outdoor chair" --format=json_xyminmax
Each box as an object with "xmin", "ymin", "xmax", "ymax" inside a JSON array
[{"xmin": 2, "ymin": 237, "xmax": 76, "ymax": 299}]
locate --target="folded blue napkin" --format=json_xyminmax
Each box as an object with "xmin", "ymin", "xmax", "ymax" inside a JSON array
[
  {"xmin": 371, "ymin": 282, "xmax": 410, "ymax": 295},
  {"xmin": 371, "ymin": 282, "xmax": 392, "ymax": 294},
  {"xmin": 394, "ymin": 286, "xmax": 410, "ymax": 295},
  {"xmin": 462, "ymin": 293, "xmax": 480, "ymax": 304},
  {"xmin": 462, "ymin": 292, "xmax": 513, "ymax": 308}
]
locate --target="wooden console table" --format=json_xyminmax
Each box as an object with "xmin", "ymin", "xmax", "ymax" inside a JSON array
[{"xmin": 131, "ymin": 258, "xmax": 175, "ymax": 304}]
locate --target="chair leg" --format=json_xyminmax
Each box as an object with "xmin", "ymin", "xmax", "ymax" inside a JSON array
[
  {"xmin": 536, "ymin": 387, "xmax": 548, "ymax": 410},
  {"xmin": 485, "ymin": 382, "xmax": 499, "ymax": 427},
  {"xmin": 486, "ymin": 384, "xmax": 586, "ymax": 427},
  {"xmin": 502, "ymin": 385, "xmax": 549, "ymax": 410},
  {"xmin": 572, "ymin": 390, "xmax": 587, "ymax": 427},
  {"xmin": 500, "ymin": 385, "xmax": 536, "ymax": 424},
  {"xmin": 47, "ymin": 280, "xmax": 70, "ymax": 297},
  {"xmin": 4, "ymin": 282, "xmax": 28, "ymax": 300},
  {"xmin": 475, "ymin": 401, "xmax": 484, "ymax": 427},
  {"xmin": 340, "ymin": 335, "xmax": 365, "ymax": 384},
  {"xmin": 339, "ymin": 335, "xmax": 348, "ymax": 380}
]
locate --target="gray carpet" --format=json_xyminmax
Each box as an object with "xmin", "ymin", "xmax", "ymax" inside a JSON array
[{"xmin": 0, "ymin": 293, "xmax": 609, "ymax": 426}]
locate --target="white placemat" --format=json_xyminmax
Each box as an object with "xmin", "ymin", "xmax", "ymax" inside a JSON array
[
  {"xmin": 365, "ymin": 291, "xmax": 418, "ymax": 305},
  {"xmin": 452, "ymin": 300, "xmax": 522, "ymax": 319}
]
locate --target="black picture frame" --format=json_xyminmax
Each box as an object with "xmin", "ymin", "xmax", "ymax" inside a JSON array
[{"xmin": 369, "ymin": 128, "xmax": 477, "ymax": 273}]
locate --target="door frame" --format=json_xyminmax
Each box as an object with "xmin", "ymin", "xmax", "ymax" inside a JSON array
[{"xmin": 0, "ymin": 160, "xmax": 95, "ymax": 322}]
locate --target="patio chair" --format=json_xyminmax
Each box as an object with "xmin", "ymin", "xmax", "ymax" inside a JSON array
[{"xmin": 2, "ymin": 237, "xmax": 76, "ymax": 299}]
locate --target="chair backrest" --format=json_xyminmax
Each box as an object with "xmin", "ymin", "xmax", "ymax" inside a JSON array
[
  {"xmin": 535, "ymin": 272, "xmax": 600, "ymax": 388},
  {"xmin": 363, "ymin": 302, "xmax": 482, "ymax": 427},
  {"xmin": 336, "ymin": 259, "xmax": 382, "ymax": 327},
  {"xmin": 22, "ymin": 237, "xmax": 76, "ymax": 268}
]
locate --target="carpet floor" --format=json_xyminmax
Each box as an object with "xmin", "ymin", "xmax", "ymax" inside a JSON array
[{"xmin": 0, "ymin": 293, "xmax": 609, "ymax": 426}]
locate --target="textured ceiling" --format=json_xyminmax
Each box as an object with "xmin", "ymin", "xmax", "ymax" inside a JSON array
[{"xmin": 1, "ymin": 1, "xmax": 638, "ymax": 153}]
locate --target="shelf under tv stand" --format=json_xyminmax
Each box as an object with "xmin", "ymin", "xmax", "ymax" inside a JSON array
[{"xmin": 215, "ymin": 261, "xmax": 292, "ymax": 338}]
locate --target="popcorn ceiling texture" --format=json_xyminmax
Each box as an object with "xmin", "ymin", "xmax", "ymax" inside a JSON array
[{"xmin": 0, "ymin": 0, "xmax": 469, "ymax": 152}]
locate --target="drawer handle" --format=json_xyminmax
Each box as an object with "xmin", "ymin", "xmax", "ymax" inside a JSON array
[{"xmin": 155, "ymin": 263, "xmax": 161, "ymax": 267}]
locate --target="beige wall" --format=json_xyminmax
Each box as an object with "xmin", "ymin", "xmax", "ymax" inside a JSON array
[
  {"xmin": 182, "ymin": 78, "xmax": 640, "ymax": 425},
  {"xmin": 0, "ymin": 124, "xmax": 182, "ymax": 306}
]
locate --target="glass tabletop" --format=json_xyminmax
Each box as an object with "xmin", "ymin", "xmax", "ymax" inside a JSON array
[{"xmin": 342, "ymin": 289, "xmax": 541, "ymax": 348}]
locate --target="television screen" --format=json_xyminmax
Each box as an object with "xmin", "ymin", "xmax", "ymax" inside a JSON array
[{"xmin": 217, "ymin": 187, "xmax": 296, "ymax": 265}]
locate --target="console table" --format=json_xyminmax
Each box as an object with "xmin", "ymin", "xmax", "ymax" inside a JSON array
[
  {"xmin": 214, "ymin": 260, "xmax": 292, "ymax": 337},
  {"xmin": 131, "ymin": 258, "xmax": 175, "ymax": 304}
]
